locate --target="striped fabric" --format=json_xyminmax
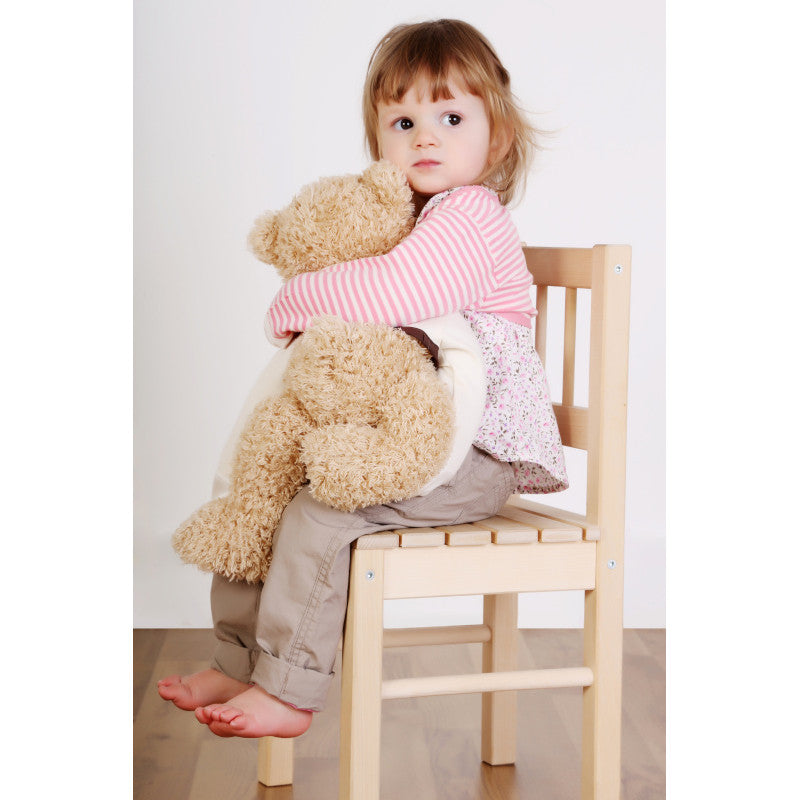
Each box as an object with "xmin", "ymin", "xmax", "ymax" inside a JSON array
[{"xmin": 265, "ymin": 186, "xmax": 535, "ymax": 347}]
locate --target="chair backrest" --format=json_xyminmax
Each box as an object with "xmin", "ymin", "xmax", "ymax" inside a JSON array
[{"xmin": 524, "ymin": 245, "xmax": 631, "ymax": 542}]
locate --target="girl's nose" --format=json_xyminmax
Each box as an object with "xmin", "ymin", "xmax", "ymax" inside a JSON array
[{"xmin": 413, "ymin": 124, "xmax": 439, "ymax": 148}]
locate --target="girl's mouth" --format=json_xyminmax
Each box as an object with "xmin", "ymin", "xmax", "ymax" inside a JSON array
[{"xmin": 413, "ymin": 160, "xmax": 441, "ymax": 168}]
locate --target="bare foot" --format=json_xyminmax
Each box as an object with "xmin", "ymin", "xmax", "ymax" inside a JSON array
[
  {"xmin": 157, "ymin": 668, "xmax": 250, "ymax": 711},
  {"xmin": 195, "ymin": 685, "xmax": 313, "ymax": 738}
]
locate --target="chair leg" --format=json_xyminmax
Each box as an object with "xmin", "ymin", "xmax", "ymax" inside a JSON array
[
  {"xmin": 581, "ymin": 581, "xmax": 624, "ymax": 799},
  {"xmin": 339, "ymin": 548, "xmax": 385, "ymax": 800},
  {"xmin": 481, "ymin": 593, "xmax": 519, "ymax": 765},
  {"xmin": 257, "ymin": 736, "xmax": 294, "ymax": 786}
]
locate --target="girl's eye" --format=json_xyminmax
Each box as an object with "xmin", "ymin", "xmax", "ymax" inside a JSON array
[
  {"xmin": 392, "ymin": 118, "xmax": 414, "ymax": 131},
  {"xmin": 443, "ymin": 113, "xmax": 462, "ymax": 126}
]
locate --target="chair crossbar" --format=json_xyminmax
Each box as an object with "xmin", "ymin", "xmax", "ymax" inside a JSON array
[
  {"xmin": 381, "ymin": 540, "xmax": 596, "ymax": 599},
  {"xmin": 383, "ymin": 624, "xmax": 492, "ymax": 648},
  {"xmin": 525, "ymin": 247, "xmax": 594, "ymax": 289},
  {"xmin": 552, "ymin": 403, "xmax": 589, "ymax": 451},
  {"xmin": 382, "ymin": 667, "xmax": 594, "ymax": 700}
]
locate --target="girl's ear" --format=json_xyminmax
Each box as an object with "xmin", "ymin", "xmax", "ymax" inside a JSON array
[{"xmin": 489, "ymin": 122, "xmax": 513, "ymax": 166}]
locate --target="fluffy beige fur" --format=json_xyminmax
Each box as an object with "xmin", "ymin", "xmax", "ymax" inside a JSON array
[{"xmin": 172, "ymin": 162, "xmax": 455, "ymax": 583}]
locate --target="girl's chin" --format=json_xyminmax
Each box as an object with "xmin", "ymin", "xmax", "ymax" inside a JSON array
[{"xmin": 410, "ymin": 182, "xmax": 447, "ymax": 198}]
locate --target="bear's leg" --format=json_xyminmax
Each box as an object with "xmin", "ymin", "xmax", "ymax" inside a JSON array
[
  {"xmin": 302, "ymin": 393, "xmax": 454, "ymax": 511},
  {"xmin": 291, "ymin": 321, "xmax": 456, "ymax": 511},
  {"xmin": 172, "ymin": 396, "xmax": 312, "ymax": 583}
]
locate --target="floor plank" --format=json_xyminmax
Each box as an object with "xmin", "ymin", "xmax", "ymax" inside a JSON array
[
  {"xmin": 133, "ymin": 629, "xmax": 166, "ymax": 721},
  {"xmin": 134, "ymin": 628, "xmax": 664, "ymax": 799}
]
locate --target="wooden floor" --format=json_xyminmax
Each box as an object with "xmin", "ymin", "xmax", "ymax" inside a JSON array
[{"xmin": 134, "ymin": 628, "xmax": 664, "ymax": 800}]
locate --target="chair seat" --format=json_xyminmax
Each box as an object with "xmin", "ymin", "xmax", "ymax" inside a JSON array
[
  {"xmin": 353, "ymin": 501, "xmax": 598, "ymax": 600},
  {"xmin": 355, "ymin": 500, "xmax": 596, "ymax": 551}
]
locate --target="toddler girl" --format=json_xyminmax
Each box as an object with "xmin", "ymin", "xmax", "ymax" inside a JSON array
[{"xmin": 158, "ymin": 18, "xmax": 566, "ymax": 739}]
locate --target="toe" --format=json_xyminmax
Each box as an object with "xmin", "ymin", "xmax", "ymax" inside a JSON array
[
  {"xmin": 218, "ymin": 706, "xmax": 243, "ymax": 724},
  {"xmin": 198, "ymin": 703, "xmax": 222, "ymax": 722},
  {"xmin": 208, "ymin": 721, "xmax": 236, "ymax": 738},
  {"xmin": 209, "ymin": 704, "xmax": 232, "ymax": 723},
  {"xmin": 157, "ymin": 681, "xmax": 179, "ymax": 700}
]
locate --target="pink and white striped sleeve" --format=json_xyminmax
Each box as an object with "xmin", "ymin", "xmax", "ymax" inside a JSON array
[{"xmin": 265, "ymin": 187, "xmax": 503, "ymax": 347}]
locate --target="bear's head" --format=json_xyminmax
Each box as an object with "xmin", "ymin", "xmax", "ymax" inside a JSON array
[{"xmin": 247, "ymin": 160, "xmax": 414, "ymax": 281}]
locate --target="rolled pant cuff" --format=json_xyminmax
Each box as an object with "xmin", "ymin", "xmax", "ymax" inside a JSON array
[
  {"xmin": 251, "ymin": 650, "xmax": 332, "ymax": 712},
  {"xmin": 211, "ymin": 640, "xmax": 256, "ymax": 684}
]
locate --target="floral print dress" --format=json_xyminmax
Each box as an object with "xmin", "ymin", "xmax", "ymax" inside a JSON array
[{"xmin": 463, "ymin": 309, "xmax": 568, "ymax": 493}]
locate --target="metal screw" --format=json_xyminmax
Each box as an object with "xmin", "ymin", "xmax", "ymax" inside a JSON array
[
  {"xmin": 365, "ymin": 570, "xmax": 375, "ymax": 581},
  {"xmin": 607, "ymin": 560, "xmax": 617, "ymax": 569},
  {"xmin": 614, "ymin": 264, "xmax": 623, "ymax": 274}
]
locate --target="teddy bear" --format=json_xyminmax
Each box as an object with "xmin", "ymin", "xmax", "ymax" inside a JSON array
[{"xmin": 171, "ymin": 161, "xmax": 463, "ymax": 584}]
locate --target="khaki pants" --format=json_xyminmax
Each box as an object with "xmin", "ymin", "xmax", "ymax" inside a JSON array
[{"xmin": 210, "ymin": 446, "xmax": 515, "ymax": 711}]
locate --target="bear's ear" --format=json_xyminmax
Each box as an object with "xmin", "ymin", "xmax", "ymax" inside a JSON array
[
  {"xmin": 361, "ymin": 160, "xmax": 413, "ymax": 211},
  {"xmin": 247, "ymin": 211, "xmax": 278, "ymax": 264}
]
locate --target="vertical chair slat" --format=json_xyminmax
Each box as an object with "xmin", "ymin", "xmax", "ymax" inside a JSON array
[
  {"xmin": 563, "ymin": 287, "xmax": 577, "ymax": 406},
  {"xmin": 535, "ymin": 285, "xmax": 548, "ymax": 366}
]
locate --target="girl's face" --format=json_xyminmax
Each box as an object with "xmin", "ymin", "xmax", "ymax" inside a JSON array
[{"xmin": 376, "ymin": 79, "xmax": 495, "ymax": 201}]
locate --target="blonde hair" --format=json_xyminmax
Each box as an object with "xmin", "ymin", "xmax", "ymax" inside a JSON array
[{"xmin": 362, "ymin": 19, "xmax": 538, "ymax": 206}]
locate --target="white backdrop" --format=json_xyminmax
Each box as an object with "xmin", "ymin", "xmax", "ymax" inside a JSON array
[{"xmin": 133, "ymin": 0, "xmax": 665, "ymax": 629}]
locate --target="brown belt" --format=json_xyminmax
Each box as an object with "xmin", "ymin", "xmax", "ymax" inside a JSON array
[{"xmin": 398, "ymin": 326, "xmax": 440, "ymax": 370}]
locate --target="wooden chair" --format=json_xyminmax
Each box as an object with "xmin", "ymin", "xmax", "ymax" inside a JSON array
[{"xmin": 258, "ymin": 243, "xmax": 632, "ymax": 799}]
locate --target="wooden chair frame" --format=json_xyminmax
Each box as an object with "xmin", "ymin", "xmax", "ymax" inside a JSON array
[{"xmin": 257, "ymin": 244, "xmax": 632, "ymax": 799}]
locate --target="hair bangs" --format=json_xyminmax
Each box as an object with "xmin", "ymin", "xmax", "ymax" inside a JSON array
[{"xmin": 371, "ymin": 54, "xmax": 461, "ymax": 107}]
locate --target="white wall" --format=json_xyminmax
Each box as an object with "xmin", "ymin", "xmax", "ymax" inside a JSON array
[{"xmin": 134, "ymin": 0, "xmax": 665, "ymax": 629}]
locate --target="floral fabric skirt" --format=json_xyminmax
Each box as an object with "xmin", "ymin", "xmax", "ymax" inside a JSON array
[{"xmin": 463, "ymin": 310, "xmax": 569, "ymax": 494}]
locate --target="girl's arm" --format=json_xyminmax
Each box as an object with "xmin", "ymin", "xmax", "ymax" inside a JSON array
[{"xmin": 266, "ymin": 186, "xmax": 515, "ymax": 346}]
